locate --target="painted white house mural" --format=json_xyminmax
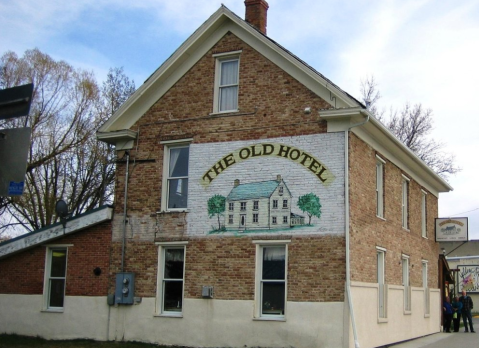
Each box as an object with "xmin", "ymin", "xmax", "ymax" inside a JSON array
[{"xmin": 187, "ymin": 133, "xmax": 345, "ymax": 236}]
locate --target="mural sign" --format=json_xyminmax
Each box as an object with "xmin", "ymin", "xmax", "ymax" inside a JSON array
[
  {"xmin": 435, "ymin": 217, "xmax": 468, "ymax": 242},
  {"xmin": 187, "ymin": 134, "xmax": 345, "ymax": 236},
  {"xmin": 457, "ymin": 264, "xmax": 479, "ymax": 293}
]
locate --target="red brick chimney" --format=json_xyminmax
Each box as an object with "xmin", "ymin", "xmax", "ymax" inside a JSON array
[{"xmin": 245, "ymin": 0, "xmax": 269, "ymax": 35}]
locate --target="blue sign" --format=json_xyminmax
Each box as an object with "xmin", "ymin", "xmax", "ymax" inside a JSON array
[{"xmin": 8, "ymin": 181, "xmax": 24, "ymax": 196}]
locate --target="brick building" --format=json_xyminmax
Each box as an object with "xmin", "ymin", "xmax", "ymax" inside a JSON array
[{"xmin": 0, "ymin": 1, "xmax": 452, "ymax": 347}]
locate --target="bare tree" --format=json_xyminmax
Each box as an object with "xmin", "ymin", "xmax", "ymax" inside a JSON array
[
  {"xmin": 360, "ymin": 76, "xmax": 459, "ymax": 179},
  {"xmin": 0, "ymin": 49, "xmax": 135, "ymax": 235}
]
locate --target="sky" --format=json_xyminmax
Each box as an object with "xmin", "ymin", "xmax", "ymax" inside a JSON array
[{"xmin": 1, "ymin": 0, "xmax": 478, "ymax": 239}]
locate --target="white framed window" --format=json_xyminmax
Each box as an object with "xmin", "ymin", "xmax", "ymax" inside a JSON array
[
  {"xmin": 253, "ymin": 213, "xmax": 259, "ymax": 223},
  {"xmin": 161, "ymin": 140, "xmax": 191, "ymax": 211},
  {"xmin": 282, "ymin": 199, "xmax": 288, "ymax": 209},
  {"xmin": 422, "ymin": 260, "xmax": 430, "ymax": 315},
  {"xmin": 272, "ymin": 216, "xmax": 277, "ymax": 224},
  {"xmin": 273, "ymin": 200, "xmax": 278, "ymax": 209},
  {"xmin": 402, "ymin": 254, "xmax": 411, "ymax": 312},
  {"xmin": 376, "ymin": 156, "xmax": 385, "ymax": 218},
  {"xmin": 229, "ymin": 215, "xmax": 234, "ymax": 224},
  {"xmin": 240, "ymin": 202, "xmax": 247, "ymax": 211},
  {"xmin": 253, "ymin": 201, "xmax": 259, "ymax": 211},
  {"xmin": 229, "ymin": 202, "xmax": 234, "ymax": 211},
  {"xmin": 283, "ymin": 216, "xmax": 288, "ymax": 224},
  {"xmin": 421, "ymin": 190, "xmax": 427, "ymax": 238},
  {"xmin": 43, "ymin": 246, "xmax": 68, "ymax": 311},
  {"xmin": 213, "ymin": 52, "xmax": 241, "ymax": 113},
  {"xmin": 401, "ymin": 176, "xmax": 410, "ymax": 229},
  {"xmin": 278, "ymin": 186, "xmax": 284, "ymax": 195},
  {"xmin": 377, "ymin": 247, "xmax": 387, "ymax": 319},
  {"xmin": 156, "ymin": 243, "xmax": 187, "ymax": 316},
  {"xmin": 253, "ymin": 240, "xmax": 290, "ymax": 320}
]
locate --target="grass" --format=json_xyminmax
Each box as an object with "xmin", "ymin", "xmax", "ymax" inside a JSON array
[{"xmin": 0, "ymin": 334, "xmax": 186, "ymax": 348}]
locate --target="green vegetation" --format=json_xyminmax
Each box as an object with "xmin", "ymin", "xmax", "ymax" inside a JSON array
[{"xmin": 0, "ymin": 334, "xmax": 185, "ymax": 348}]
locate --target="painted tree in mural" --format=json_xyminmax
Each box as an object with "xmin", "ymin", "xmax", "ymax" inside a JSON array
[
  {"xmin": 207, "ymin": 195, "xmax": 226, "ymax": 231},
  {"xmin": 297, "ymin": 193, "xmax": 321, "ymax": 226}
]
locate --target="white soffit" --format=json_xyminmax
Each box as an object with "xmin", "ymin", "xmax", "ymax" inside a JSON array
[
  {"xmin": 0, "ymin": 206, "xmax": 113, "ymax": 259},
  {"xmin": 98, "ymin": 6, "xmax": 359, "ymax": 134},
  {"xmin": 321, "ymin": 108, "xmax": 452, "ymax": 196}
]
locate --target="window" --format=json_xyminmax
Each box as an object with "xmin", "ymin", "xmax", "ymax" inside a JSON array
[
  {"xmin": 401, "ymin": 176, "xmax": 409, "ymax": 229},
  {"xmin": 253, "ymin": 201, "xmax": 259, "ymax": 211},
  {"xmin": 422, "ymin": 260, "xmax": 430, "ymax": 315},
  {"xmin": 162, "ymin": 141, "xmax": 190, "ymax": 211},
  {"xmin": 402, "ymin": 255, "xmax": 411, "ymax": 312},
  {"xmin": 278, "ymin": 186, "xmax": 284, "ymax": 195},
  {"xmin": 44, "ymin": 247, "xmax": 68, "ymax": 311},
  {"xmin": 273, "ymin": 200, "xmax": 278, "ymax": 209},
  {"xmin": 253, "ymin": 241, "xmax": 289, "ymax": 319},
  {"xmin": 377, "ymin": 248, "xmax": 387, "ymax": 319},
  {"xmin": 253, "ymin": 213, "xmax": 259, "ymax": 223},
  {"xmin": 272, "ymin": 216, "xmax": 277, "ymax": 224},
  {"xmin": 240, "ymin": 202, "xmax": 246, "ymax": 211},
  {"xmin": 376, "ymin": 156, "xmax": 385, "ymax": 218},
  {"xmin": 213, "ymin": 52, "xmax": 240, "ymax": 113},
  {"xmin": 229, "ymin": 202, "xmax": 234, "ymax": 211},
  {"xmin": 421, "ymin": 190, "xmax": 427, "ymax": 238},
  {"xmin": 229, "ymin": 215, "xmax": 234, "ymax": 224},
  {"xmin": 157, "ymin": 244, "xmax": 186, "ymax": 316},
  {"xmin": 282, "ymin": 199, "xmax": 288, "ymax": 209},
  {"xmin": 283, "ymin": 216, "xmax": 288, "ymax": 224}
]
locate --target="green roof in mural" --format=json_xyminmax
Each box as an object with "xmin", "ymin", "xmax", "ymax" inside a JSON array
[{"xmin": 226, "ymin": 180, "xmax": 288, "ymax": 201}]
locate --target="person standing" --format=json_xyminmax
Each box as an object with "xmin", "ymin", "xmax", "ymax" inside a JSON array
[
  {"xmin": 459, "ymin": 290, "xmax": 475, "ymax": 333},
  {"xmin": 452, "ymin": 296, "xmax": 463, "ymax": 332},
  {"xmin": 443, "ymin": 296, "xmax": 453, "ymax": 333}
]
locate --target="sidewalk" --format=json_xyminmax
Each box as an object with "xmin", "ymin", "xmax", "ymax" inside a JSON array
[{"xmin": 386, "ymin": 316, "xmax": 479, "ymax": 348}]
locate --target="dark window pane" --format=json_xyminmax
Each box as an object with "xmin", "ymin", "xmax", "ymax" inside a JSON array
[
  {"xmin": 163, "ymin": 280, "xmax": 183, "ymax": 312},
  {"xmin": 168, "ymin": 179, "xmax": 188, "ymax": 209},
  {"xmin": 262, "ymin": 282, "xmax": 285, "ymax": 315},
  {"xmin": 50, "ymin": 250, "xmax": 66, "ymax": 277},
  {"xmin": 49, "ymin": 279, "xmax": 65, "ymax": 307},
  {"xmin": 164, "ymin": 249, "xmax": 184, "ymax": 279},
  {"xmin": 169, "ymin": 147, "xmax": 189, "ymax": 177},
  {"xmin": 262, "ymin": 246, "xmax": 285, "ymax": 280}
]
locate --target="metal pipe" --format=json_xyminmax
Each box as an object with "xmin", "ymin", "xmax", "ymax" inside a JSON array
[
  {"xmin": 121, "ymin": 150, "xmax": 130, "ymax": 273},
  {"xmin": 345, "ymin": 110, "xmax": 370, "ymax": 348}
]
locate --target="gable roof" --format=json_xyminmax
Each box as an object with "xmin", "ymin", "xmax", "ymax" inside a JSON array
[
  {"xmin": 227, "ymin": 179, "xmax": 289, "ymax": 201},
  {"xmin": 0, "ymin": 205, "xmax": 113, "ymax": 260},
  {"xmin": 97, "ymin": 5, "xmax": 361, "ymax": 137}
]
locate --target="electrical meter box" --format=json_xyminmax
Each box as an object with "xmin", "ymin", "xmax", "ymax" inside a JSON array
[{"xmin": 115, "ymin": 272, "xmax": 135, "ymax": 305}]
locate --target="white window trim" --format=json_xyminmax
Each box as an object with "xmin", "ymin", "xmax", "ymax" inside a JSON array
[
  {"xmin": 160, "ymin": 140, "xmax": 191, "ymax": 212},
  {"xmin": 155, "ymin": 242, "xmax": 188, "ymax": 317},
  {"xmin": 401, "ymin": 176, "xmax": 410, "ymax": 230},
  {"xmin": 376, "ymin": 158, "xmax": 385, "ymax": 219},
  {"xmin": 421, "ymin": 190, "xmax": 427, "ymax": 238},
  {"xmin": 376, "ymin": 247, "xmax": 388, "ymax": 320},
  {"xmin": 253, "ymin": 240, "xmax": 290, "ymax": 321},
  {"xmin": 212, "ymin": 51, "xmax": 241, "ymax": 114},
  {"xmin": 42, "ymin": 246, "xmax": 69, "ymax": 312},
  {"xmin": 402, "ymin": 254, "xmax": 411, "ymax": 313},
  {"xmin": 422, "ymin": 260, "xmax": 430, "ymax": 316}
]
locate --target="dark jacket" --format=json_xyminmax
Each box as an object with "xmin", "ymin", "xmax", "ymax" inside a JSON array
[{"xmin": 460, "ymin": 295, "xmax": 474, "ymax": 311}]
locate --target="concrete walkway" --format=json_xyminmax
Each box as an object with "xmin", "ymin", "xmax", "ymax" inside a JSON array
[{"xmin": 386, "ymin": 316, "xmax": 479, "ymax": 348}]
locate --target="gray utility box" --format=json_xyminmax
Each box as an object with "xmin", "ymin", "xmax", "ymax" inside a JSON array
[{"xmin": 115, "ymin": 272, "xmax": 135, "ymax": 305}]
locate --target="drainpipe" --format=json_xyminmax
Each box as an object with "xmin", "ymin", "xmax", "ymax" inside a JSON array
[
  {"xmin": 345, "ymin": 111, "xmax": 369, "ymax": 348},
  {"xmin": 121, "ymin": 150, "xmax": 130, "ymax": 272}
]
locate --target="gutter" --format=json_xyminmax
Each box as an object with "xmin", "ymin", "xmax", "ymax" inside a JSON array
[{"xmin": 345, "ymin": 109, "xmax": 370, "ymax": 348}]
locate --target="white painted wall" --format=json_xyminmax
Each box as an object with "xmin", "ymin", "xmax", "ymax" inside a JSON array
[
  {"xmin": 350, "ymin": 282, "xmax": 441, "ymax": 348},
  {"xmin": 0, "ymin": 294, "xmax": 345, "ymax": 348}
]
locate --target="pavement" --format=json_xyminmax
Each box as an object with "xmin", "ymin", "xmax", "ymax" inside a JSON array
[{"xmin": 386, "ymin": 316, "xmax": 479, "ymax": 348}]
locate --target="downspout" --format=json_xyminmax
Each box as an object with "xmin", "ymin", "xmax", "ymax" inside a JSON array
[
  {"xmin": 121, "ymin": 150, "xmax": 130, "ymax": 272},
  {"xmin": 345, "ymin": 111, "xmax": 369, "ymax": 348}
]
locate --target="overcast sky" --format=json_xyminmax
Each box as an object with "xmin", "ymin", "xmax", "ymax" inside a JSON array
[{"xmin": 1, "ymin": 0, "xmax": 478, "ymax": 239}]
